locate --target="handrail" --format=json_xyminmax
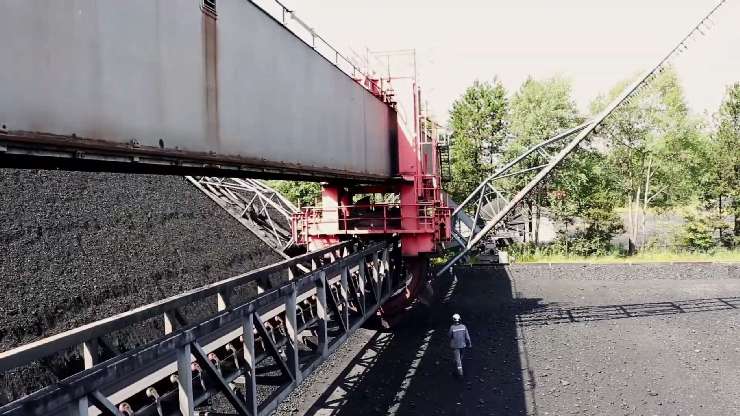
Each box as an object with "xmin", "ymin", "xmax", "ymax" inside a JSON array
[{"xmin": 249, "ymin": 0, "xmax": 393, "ymax": 102}]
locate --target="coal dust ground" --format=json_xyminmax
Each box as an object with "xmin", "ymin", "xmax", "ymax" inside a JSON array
[
  {"xmin": 276, "ymin": 263, "xmax": 740, "ymax": 416},
  {"xmin": 0, "ymin": 169, "xmax": 281, "ymax": 404}
]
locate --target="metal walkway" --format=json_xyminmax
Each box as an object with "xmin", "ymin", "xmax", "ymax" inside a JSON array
[{"xmin": 0, "ymin": 241, "xmax": 400, "ymax": 416}]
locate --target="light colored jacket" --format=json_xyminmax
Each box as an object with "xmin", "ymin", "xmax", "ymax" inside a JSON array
[{"xmin": 448, "ymin": 323, "xmax": 471, "ymax": 349}]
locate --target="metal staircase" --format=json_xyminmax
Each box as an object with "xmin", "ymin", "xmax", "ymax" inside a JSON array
[{"xmin": 437, "ymin": 135, "xmax": 452, "ymax": 184}]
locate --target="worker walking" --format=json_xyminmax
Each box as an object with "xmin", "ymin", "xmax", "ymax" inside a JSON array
[{"xmin": 448, "ymin": 313, "xmax": 472, "ymax": 377}]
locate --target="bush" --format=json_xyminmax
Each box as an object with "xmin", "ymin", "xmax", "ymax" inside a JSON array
[
  {"xmin": 674, "ymin": 213, "xmax": 721, "ymax": 252},
  {"xmin": 509, "ymin": 210, "xmax": 623, "ymax": 259}
]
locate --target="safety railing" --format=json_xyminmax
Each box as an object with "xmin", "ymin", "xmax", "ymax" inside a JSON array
[
  {"xmin": 0, "ymin": 240, "xmax": 400, "ymax": 416},
  {"xmin": 292, "ymin": 203, "xmax": 451, "ymax": 244},
  {"xmin": 415, "ymin": 174, "xmax": 443, "ymax": 201},
  {"xmin": 249, "ymin": 0, "xmax": 396, "ymax": 106}
]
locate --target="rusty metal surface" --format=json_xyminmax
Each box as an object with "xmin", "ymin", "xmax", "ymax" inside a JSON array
[{"xmin": 0, "ymin": 0, "xmax": 396, "ymax": 180}]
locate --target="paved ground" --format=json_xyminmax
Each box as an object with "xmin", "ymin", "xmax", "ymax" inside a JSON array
[{"xmin": 277, "ymin": 263, "xmax": 740, "ymax": 416}]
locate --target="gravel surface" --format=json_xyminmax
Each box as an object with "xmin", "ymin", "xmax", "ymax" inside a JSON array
[
  {"xmin": 0, "ymin": 169, "xmax": 280, "ymax": 404},
  {"xmin": 275, "ymin": 263, "xmax": 740, "ymax": 416}
]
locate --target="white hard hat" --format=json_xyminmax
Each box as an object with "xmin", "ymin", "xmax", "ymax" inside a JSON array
[{"xmin": 452, "ymin": 313, "xmax": 461, "ymax": 322}]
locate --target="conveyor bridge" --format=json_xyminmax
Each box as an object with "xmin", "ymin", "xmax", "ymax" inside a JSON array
[
  {"xmin": 0, "ymin": 241, "xmax": 399, "ymax": 416},
  {"xmin": 0, "ymin": 0, "xmax": 397, "ymax": 182},
  {"xmin": 0, "ymin": 0, "xmax": 731, "ymax": 414}
]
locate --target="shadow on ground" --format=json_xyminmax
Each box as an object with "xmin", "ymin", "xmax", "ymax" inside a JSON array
[
  {"xmin": 516, "ymin": 295, "xmax": 740, "ymax": 326},
  {"xmin": 305, "ymin": 265, "xmax": 540, "ymax": 416}
]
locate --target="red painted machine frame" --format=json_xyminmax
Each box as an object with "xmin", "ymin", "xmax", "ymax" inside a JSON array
[
  {"xmin": 291, "ymin": 74, "xmax": 451, "ymax": 320},
  {"xmin": 292, "ymin": 83, "xmax": 451, "ymax": 258}
]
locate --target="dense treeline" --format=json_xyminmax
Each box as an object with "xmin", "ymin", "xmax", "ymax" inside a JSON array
[{"xmin": 448, "ymin": 68, "xmax": 740, "ymax": 255}]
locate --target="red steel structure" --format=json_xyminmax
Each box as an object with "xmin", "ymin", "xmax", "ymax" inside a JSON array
[{"xmin": 292, "ymin": 79, "xmax": 452, "ymax": 314}]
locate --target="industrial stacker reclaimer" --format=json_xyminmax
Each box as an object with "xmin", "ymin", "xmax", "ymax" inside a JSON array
[{"xmin": 0, "ymin": 0, "xmax": 728, "ymax": 414}]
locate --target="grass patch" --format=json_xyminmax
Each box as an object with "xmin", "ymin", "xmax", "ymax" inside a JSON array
[{"xmin": 510, "ymin": 249, "xmax": 740, "ymax": 264}]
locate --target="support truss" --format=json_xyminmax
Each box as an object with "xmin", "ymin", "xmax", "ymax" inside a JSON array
[
  {"xmin": 446, "ymin": 122, "xmax": 591, "ymax": 251},
  {"xmin": 438, "ymin": 0, "xmax": 728, "ymax": 276},
  {"xmin": 187, "ymin": 176, "xmax": 299, "ymax": 256},
  {"xmin": 444, "ymin": 194, "xmax": 482, "ymax": 249},
  {"xmin": 0, "ymin": 240, "xmax": 399, "ymax": 416}
]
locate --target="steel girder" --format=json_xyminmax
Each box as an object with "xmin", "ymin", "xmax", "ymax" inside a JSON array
[
  {"xmin": 0, "ymin": 0, "xmax": 397, "ymax": 182},
  {"xmin": 0, "ymin": 240, "xmax": 399, "ymax": 416}
]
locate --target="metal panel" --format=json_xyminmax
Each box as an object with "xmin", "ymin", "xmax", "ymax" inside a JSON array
[{"xmin": 0, "ymin": 0, "xmax": 395, "ymax": 180}]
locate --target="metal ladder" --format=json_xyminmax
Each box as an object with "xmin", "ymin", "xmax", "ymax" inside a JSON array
[{"xmin": 437, "ymin": 137, "xmax": 452, "ymax": 184}]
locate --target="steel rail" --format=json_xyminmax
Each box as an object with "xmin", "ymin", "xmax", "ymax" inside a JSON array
[
  {"xmin": 252, "ymin": 0, "xmax": 391, "ymax": 99},
  {"xmin": 86, "ymin": 267, "xmax": 352, "ymax": 416}
]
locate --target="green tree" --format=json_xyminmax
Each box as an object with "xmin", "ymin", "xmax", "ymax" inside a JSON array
[
  {"xmin": 447, "ymin": 79, "xmax": 508, "ymax": 202},
  {"xmin": 675, "ymin": 212, "xmax": 725, "ymax": 252},
  {"xmin": 592, "ymin": 67, "xmax": 708, "ymax": 248},
  {"xmin": 505, "ymin": 76, "xmax": 581, "ymax": 243},
  {"xmin": 267, "ymin": 180, "xmax": 321, "ymax": 207},
  {"xmin": 702, "ymin": 83, "xmax": 740, "ymax": 245},
  {"xmin": 548, "ymin": 150, "xmax": 623, "ymax": 255},
  {"xmin": 507, "ymin": 76, "xmax": 580, "ymax": 154}
]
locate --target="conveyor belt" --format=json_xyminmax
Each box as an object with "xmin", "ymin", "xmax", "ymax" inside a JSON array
[{"xmin": 0, "ymin": 240, "xmax": 401, "ymax": 416}]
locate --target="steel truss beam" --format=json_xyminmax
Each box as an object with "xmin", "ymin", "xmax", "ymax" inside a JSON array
[
  {"xmin": 0, "ymin": 240, "xmax": 399, "ymax": 416},
  {"xmin": 439, "ymin": 0, "xmax": 728, "ymax": 276},
  {"xmin": 186, "ymin": 176, "xmax": 299, "ymax": 257},
  {"xmin": 446, "ymin": 122, "xmax": 591, "ymax": 250}
]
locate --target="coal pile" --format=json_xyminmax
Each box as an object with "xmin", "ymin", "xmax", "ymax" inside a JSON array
[{"xmin": 0, "ymin": 169, "xmax": 281, "ymax": 403}]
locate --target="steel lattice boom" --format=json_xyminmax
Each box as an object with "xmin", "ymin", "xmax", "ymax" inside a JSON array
[
  {"xmin": 438, "ymin": 0, "xmax": 729, "ymax": 276},
  {"xmin": 187, "ymin": 176, "xmax": 301, "ymax": 257}
]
